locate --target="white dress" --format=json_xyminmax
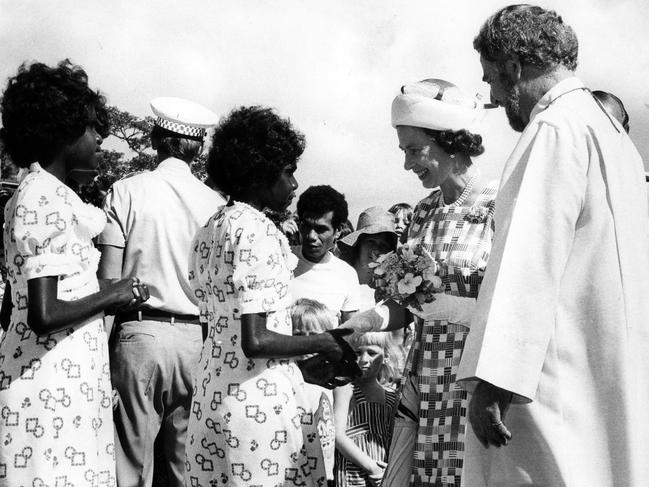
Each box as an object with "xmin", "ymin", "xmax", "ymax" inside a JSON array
[
  {"xmin": 0, "ymin": 164, "xmax": 115, "ymax": 485},
  {"xmin": 184, "ymin": 202, "xmax": 326, "ymax": 487}
]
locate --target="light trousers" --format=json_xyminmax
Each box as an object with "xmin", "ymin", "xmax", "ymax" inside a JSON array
[{"xmin": 110, "ymin": 320, "xmax": 202, "ymax": 487}]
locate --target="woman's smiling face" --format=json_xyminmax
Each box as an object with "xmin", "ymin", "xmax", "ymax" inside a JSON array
[{"xmin": 397, "ymin": 125, "xmax": 454, "ymax": 189}]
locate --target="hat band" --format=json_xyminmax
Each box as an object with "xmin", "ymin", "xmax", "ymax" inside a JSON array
[
  {"xmin": 155, "ymin": 117, "xmax": 206, "ymax": 138},
  {"xmin": 391, "ymin": 93, "xmax": 484, "ymax": 133}
]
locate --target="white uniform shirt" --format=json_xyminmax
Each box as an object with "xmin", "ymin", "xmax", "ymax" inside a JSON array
[
  {"xmin": 97, "ymin": 157, "xmax": 226, "ymax": 314},
  {"xmin": 290, "ymin": 247, "xmax": 360, "ymax": 321}
]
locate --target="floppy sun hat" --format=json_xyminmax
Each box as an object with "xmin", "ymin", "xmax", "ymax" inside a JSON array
[{"xmin": 340, "ymin": 206, "xmax": 398, "ymax": 249}]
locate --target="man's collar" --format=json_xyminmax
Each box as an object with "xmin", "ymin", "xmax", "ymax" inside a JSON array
[
  {"xmin": 529, "ymin": 76, "xmax": 585, "ymax": 121},
  {"xmin": 157, "ymin": 157, "xmax": 192, "ymax": 173}
]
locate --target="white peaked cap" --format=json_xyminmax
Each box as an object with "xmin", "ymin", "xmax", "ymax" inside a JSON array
[
  {"xmin": 391, "ymin": 79, "xmax": 491, "ymax": 133},
  {"xmin": 150, "ymin": 97, "xmax": 219, "ymax": 139}
]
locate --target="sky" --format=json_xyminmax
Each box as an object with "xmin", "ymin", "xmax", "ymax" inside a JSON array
[{"xmin": 1, "ymin": 0, "xmax": 648, "ymax": 221}]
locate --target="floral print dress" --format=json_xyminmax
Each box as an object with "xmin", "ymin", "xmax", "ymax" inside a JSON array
[
  {"xmin": 184, "ymin": 202, "xmax": 326, "ymax": 487},
  {"xmin": 0, "ymin": 164, "xmax": 115, "ymax": 486}
]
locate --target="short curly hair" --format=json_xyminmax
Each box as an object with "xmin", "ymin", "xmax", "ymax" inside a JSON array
[
  {"xmin": 423, "ymin": 128, "xmax": 485, "ymax": 162},
  {"xmin": 208, "ymin": 106, "xmax": 305, "ymax": 200},
  {"xmin": 0, "ymin": 60, "xmax": 108, "ymax": 168},
  {"xmin": 297, "ymin": 185, "xmax": 348, "ymax": 230},
  {"xmin": 474, "ymin": 4, "xmax": 578, "ymax": 71}
]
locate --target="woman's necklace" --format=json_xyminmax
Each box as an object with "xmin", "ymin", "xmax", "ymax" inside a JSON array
[{"xmin": 440, "ymin": 171, "xmax": 478, "ymax": 208}]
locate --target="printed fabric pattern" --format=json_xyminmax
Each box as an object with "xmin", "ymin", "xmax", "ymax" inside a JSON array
[{"xmin": 184, "ymin": 202, "xmax": 326, "ymax": 487}]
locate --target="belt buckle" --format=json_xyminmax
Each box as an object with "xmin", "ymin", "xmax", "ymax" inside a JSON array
[{"xmin": 170, "ymin": 315, "xmax": 176, "ymax": 325}]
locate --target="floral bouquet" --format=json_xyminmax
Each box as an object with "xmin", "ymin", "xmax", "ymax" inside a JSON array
[{"xmin": 369, "ymin": 243, "xmax": 446, "ymax": 312}]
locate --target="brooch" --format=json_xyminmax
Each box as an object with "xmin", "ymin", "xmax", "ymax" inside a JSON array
[{"xmin": 465, "ymin": 206, "xmax": 489, "ymax": 224}]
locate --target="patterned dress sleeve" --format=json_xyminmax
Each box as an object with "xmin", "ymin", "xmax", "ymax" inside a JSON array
[
  {"xmin": 229, "ymin": 212, "xmax": 291, "ymax": 314},
  {"xmin": 11, "ymin": 179, "xmax": 78, "ymax": 279}
]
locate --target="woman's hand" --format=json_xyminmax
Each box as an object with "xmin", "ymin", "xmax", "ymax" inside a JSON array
[
  {"xmin": 297, "ymin": 354, "xmax": 353, "ymax": 389},
  {"xmin": 409, "ymin": 294, "xmax": 475, "ymax": 326},
  {"xmin": 319, "ymin": 328, "xmax": 355, "ymax": 361},
  {"xmin": 340, "ymin": 307, "xmax": 387, "ymax": 333},
  {"xmin": 107, "ymin": 277, "xmax": 150, "ymax": 311},
  {"xmin": 368, "ymin": 460, "xmax": 387, "ymax": 486}
]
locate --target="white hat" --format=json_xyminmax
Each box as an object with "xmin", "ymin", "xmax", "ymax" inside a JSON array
[
  {"xmin": 339, "ymin": 206, "xmax": 398, "ymax": 249},
  {"xmin": 150, "ymin": 97, "xmax": 219, "ymax": 140},
  {"xmin": 391, "ymin": 79, "xmax": 491, "ymax": 133}
]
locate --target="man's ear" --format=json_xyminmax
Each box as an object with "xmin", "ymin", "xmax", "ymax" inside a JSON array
[
  {"xmin": 333, "ymin": 227, "xmax": 343, "ymax": 241},
  {"xmin": 503, "ymin": 57, "xmax": 522, "ymax": 83}
]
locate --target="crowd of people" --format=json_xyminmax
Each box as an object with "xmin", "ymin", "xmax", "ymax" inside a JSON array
[{"xmin": 1, "ymin": 4, "xmax": 649, "ymax": 487}]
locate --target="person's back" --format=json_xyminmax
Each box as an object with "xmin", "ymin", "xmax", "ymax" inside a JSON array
[
  {"xmin": 102, "ymin": 158, "xmax": 224, "ymax": 313},
  {"xmin": 97, "ymin": 97, "xmax": 224, "ymax": 487}
]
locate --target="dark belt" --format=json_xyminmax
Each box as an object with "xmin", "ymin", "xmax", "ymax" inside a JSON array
[{"xmin": 115, "ymin": 309, "xmax": 201, "ymax": 325}]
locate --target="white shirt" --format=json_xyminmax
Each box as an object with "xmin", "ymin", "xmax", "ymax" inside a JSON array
[
  {"xmin": 97, "ymin": 157, "xmax": 226, "ymax": 314},
  {"xmin": 290, "ymin": 247, "xmax": 360, "ymax": 321}
]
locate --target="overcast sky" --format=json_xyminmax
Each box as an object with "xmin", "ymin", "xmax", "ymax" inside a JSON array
[{"xmin": 1, "ymin": 0, "xmax": 648, "ymax": 221}]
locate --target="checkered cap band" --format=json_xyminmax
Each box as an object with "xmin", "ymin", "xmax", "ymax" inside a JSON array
[{"xmin": 156, "ymin": 117, "xmax": 206, "ymax": 138}]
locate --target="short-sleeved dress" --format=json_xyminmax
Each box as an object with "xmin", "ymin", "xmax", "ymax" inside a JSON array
[
  {"xmin": 184, "ymin": 202, "xmax": 326, "ymax": 487},
  {"xmin": 0, "ymin": 164, "xmax": 115, "ymax": 485},
  {"xmin": 403, "ymin": 179, "xmax": 497, "ymax": 486},
  {"xmin": 334, "ymin": 384, "xmax": 398, "ymax": 487}
]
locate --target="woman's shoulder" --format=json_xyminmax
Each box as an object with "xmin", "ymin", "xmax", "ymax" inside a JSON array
[
  {"xmin": 223, "ymin": 202, "xmax": 273, "ymax": 228},
  {"xmin": 472, "ymin": 180, "xmax": 498, "ymax": 209},
  {"xmin": 211, "ymin": 202, "xmax": 282, "ymax": 247},
  {"xmin": 10, "ymin": 169, "xmax": 76, "ymax": 215},
  {"xmin": 411, "ymin": 189, "xmax": 443, "ymax": 219}
]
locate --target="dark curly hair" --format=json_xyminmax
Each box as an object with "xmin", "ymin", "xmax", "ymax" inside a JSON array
[
  {"xmin": 208, "ymin": 106, "xmax": 305, "ymax": 200},
  {"xmin": 296, "ymin": 185, "xmax": 348, "ymax": 230},
  {"xmin": 423, "ymin": 128, "xmax": 485, "ymax": 161},
  {"xmin": 0, "ymin": 60, "xmax": 108, "ymax": 168},
  {"xmin": 474, "ymin": 4, "xmax": 578, "ymax": 71}
]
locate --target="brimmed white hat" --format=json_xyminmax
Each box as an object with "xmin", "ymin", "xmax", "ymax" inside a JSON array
[
  {"xmin": 391, "ymin": 78, "xmax": 492, "ymax": 133},
  {"xmin": 339, "ymin": 206, "xmax": 398, "ymax": 249},
  {"xmin": 150, "ymin": 97, "xmax": 219, "ymax": 140}
]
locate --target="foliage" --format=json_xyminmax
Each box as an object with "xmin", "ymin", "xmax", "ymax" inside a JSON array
[{"xmin": 1, "ymin": 105, "xmax": 209, "ymax": 207}]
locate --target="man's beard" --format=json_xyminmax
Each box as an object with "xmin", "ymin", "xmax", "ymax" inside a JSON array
[{"xmin": 503, "ymin": 88, "xmax": 527, "ymax": 132}]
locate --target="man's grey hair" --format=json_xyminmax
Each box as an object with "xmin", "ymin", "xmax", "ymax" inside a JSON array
[{"xmin": 474, "ymin": 4, "xmax": 578, "ymax": 71}]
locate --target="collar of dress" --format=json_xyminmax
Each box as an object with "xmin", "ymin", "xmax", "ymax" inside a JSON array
[{"xmin": 529, "ymin": 76, "xmax": 586, "ymax": 121}]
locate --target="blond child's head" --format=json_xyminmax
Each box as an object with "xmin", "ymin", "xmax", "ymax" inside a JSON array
[
  {"xmin": 291, "ymin": 298, "xmax": 337, "ymax": 336},
  {"xmin": 349, "ymin": 331, "xmax": 399, "ymax": 386}
]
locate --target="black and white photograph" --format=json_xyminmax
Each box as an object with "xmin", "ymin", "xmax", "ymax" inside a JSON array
[{"xmin": 1, "ymin": 1, "xmax": 648, "ymax": 486}]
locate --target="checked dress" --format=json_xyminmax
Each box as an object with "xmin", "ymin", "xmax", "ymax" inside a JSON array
[
  {"xmin": 402, "ymin": 178, "xmax": 496, "ymax": 486},
  {"xmin": 184, "ymin": 202, "xmax": 326, "ymax": 487}
]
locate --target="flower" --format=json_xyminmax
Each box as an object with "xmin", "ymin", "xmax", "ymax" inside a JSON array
[
  {"xmin": 465, "ymin": 206, "xmax": 489, "ymax": 224},
  {"xmin": 397, "ymin": 273, "xmax": 422, "ymax": 294},
  {"xmin": 400, "ymin": 245, "xmax": 418, "ymax": 262},
  {"xmin": 422, "ymin": 265, "xmax": 438, "ymax": 282}
]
